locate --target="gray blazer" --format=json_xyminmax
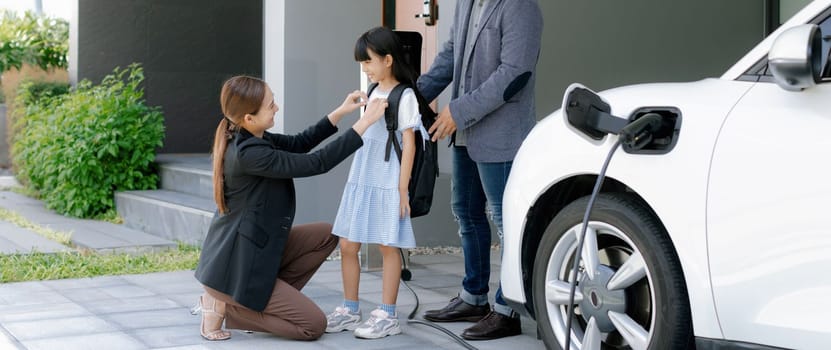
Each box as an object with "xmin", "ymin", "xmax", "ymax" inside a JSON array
[{"xmin": 418, "ymin": 0, "xmax": 543, "ymax": 163}]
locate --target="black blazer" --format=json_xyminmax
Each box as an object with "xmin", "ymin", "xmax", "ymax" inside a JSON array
[{"xmin": 195, "ymin": 117, "xmax": 362, "ymax": 311}]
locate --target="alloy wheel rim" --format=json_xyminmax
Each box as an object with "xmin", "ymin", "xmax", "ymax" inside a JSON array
[{"xmin": 544, "ymin": 221, "xmax": 656, "ymax": 350}]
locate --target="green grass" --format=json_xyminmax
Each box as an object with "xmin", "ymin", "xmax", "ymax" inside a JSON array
[
  {"xmin": 9, "ymin": 186, "xmax": 38, "ymax": 198},
  {"xmin": 0, "ymin": 184, "xmax": 39, "ymax": 197},
  {"xmin": 0, "ymin": 202, "xmax": 199, "ymax": 283},
  {"xmin": 92, "ymin": 209, "xmax": 124, "ymax": 224},
  {"xmin": 0, "ymin": 243, "xmax": 200, "ymax": 283},
  {"xmin": 0, "ymin": 207, "xmax": 72, "ymax": 245}
]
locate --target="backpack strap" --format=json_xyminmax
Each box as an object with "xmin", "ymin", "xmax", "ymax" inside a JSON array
[
  {"xmin": 384, "ymin": 83, "xmax": 409, "ymax": 162},
  {"xmin": 365, "ymin": 83, "xmax": 379, "ymax": 114},
  {"xmin": 367, "ymin": 82, "xmax": 379, "ymax": 98}
]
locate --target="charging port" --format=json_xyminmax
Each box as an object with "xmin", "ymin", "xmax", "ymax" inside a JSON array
[{"xmin": 622, "ymin": 107, "xmax": 682, "ymax": 154}]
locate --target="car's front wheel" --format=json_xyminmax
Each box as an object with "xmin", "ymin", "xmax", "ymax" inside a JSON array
[{"xmin": 532, "ymin": 193, "xmax": 692, "ymax": 350}]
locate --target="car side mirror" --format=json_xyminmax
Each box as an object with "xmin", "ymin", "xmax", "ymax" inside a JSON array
[{"xmin": 768, "ymin": 24, "xmax": 823, "ymax": 91}]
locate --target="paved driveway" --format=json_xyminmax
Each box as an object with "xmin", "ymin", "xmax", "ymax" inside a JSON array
[{"xmin": 0, "ymin": 254, "xmax": 545, "ymax": 350}]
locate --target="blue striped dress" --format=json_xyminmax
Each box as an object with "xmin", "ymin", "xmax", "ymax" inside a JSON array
[{"xmin": 332, "ymin": 87, "xmax": 425, "ymax": 248}]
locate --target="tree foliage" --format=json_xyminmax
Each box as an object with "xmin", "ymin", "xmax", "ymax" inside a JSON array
[{"xmin": 0, "ymin": 10, "xmax": 68, "ymax": 73}]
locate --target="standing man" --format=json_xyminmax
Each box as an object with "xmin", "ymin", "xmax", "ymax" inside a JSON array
[{"xmin": 418, "ymin": 0, "xmax": 543, "ymax": 341}]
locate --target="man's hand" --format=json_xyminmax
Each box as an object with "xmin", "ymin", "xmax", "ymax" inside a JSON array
[
  {"xmin": 399, "ymin": 190, "xmax": 411, "ymax": 218},
  {"xmin": 428, "ymin": 105, "xmax": 457, "ymax": 142}
]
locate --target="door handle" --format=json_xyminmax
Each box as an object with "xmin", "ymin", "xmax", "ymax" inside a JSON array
[{"xmin": 415, "ymin": 0, "xmax": 439, "ymax": 26}]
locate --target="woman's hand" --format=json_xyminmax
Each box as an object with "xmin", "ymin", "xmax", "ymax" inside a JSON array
[
  {"xmin": 363, "ymin": 97, "xmax": 387, "ymax": 122},
  {"xmin": 328, "ymin": 90, "xmax": 368, "ymax": 126},
  {"xmin": 339, "ymin": 90, "xmax": 368, "ymax": 114},
  {"xmin": 399, "ymin": 190, "xmax": 411, "ymax": 218},
  {"xmin": 351, "ymin": 98, "xmax": 387, "ymax": 135}
]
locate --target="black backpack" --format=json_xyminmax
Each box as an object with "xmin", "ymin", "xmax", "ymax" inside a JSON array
[{"xmin": 367, "ymin": 82, "xmax": 438, "ymax": 218}]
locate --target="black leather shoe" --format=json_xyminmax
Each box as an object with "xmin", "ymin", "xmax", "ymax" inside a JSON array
[
  {"xmin": 423, "ymin": 296, "xmax": 489, "ymax": 322},
  {"xmin": 461, "ymin": 311, "xmax": 522, "ymax": 340}
]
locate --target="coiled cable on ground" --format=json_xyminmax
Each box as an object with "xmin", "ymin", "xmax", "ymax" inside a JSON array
[{"xmin": 399, "ymin": 249, "xmax": 479, "ymax": 350}]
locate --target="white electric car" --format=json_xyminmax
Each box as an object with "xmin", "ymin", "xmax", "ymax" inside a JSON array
[{"xmin": 501, "ymin": 1, "xmax": 831, "ymax": 349}]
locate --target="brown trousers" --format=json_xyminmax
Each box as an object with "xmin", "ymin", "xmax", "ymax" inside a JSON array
[{"xmin": 204, "ymin": 222, "xmax": 338, "ymax": 340}]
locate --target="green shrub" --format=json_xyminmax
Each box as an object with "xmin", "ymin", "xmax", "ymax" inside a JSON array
[
  {"xmin": 16, "ymin": 81, "xmax": 70, "ymax": 106},
  {"xmin": 9, "ymin": 81, "xmax": 71, "ymax": 149},
  {"xmin": 12, "ymin": 64, "xmax": 164, "ymax": 218}
]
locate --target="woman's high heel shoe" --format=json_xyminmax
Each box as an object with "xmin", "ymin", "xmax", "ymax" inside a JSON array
[{"xmin": 199, "ymin": 294, "xmax": 231, "ymax": 341}]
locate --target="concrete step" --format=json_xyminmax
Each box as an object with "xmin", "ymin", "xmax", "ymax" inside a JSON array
[
  {"xmin": 0, "ymin": 221, "xmax": 71, "ymax": 254},
  {"xmin": 155, "ymin": 154, "xmax": 212, "ymax": 199},
  {"xmin": 115, "ymin": 189, "xmax": 215, "ymax": 245},
  {"xmin": 0, "ymin": 191, "xmax": 177, "ymax": 254}
]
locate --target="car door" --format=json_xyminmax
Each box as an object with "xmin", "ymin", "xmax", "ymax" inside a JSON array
[{"xmin": 706, "ymin": 11, "xmax": 831, "ymax": 350}]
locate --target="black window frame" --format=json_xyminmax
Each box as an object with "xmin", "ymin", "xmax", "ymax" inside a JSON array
[{"xmin": 764, "ymin": 0, "xmax": 781, "ymax": 36}]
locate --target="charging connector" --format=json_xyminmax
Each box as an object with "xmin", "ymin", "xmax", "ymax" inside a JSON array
[
  {"xmin": 621, "ymin": 108, "xmax": 682, "ymax": 154},
  {"xmin": 620, "ymin": 113, "xmax": 663, "ymax": 151}
]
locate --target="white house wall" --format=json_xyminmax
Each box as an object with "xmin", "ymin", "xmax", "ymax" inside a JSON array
[{"xmin": 263, "ymin": 0, "xmax": 381, "ymax": 228}]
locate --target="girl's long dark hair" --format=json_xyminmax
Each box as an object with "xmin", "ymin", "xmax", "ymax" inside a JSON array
[
  {"xmin": 354, "ymin": 26, "xmax": 437, "ymax": 120},
  {"xmin": 213, "ymin": 76, "xmax": 265, "ymax": 214}
]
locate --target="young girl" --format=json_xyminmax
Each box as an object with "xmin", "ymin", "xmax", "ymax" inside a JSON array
[{"xmin": 326, "ymin": 27, "xmax": 433, "ymax": 339}]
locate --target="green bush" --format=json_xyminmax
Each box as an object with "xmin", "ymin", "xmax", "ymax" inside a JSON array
[
  {"xmin": 15, "ymin": 81, "xmax": 69, "ymax": 106},
  {"xmin": 7, "ymin": 82, "xmax": 70, "ymax": 158},
  {"xmin": 12, "ymin": 64, "xmax": 164, "ymax": 218}
]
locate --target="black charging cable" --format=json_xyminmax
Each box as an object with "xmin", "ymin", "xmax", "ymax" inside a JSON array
[
  {"xmin": 563, "ymin": 139, "xmax": 621, "ymax": 350},
  {"xmin": 395, "ymin": 112, "xmax": 659, "ymax": 350},
  {"xmin": 399, "ymin": 249, "xmax": 479, "ymax": 350},
  {"xmin": 562, "ymin": 115, "xmax": 660, "ymax": 350}
]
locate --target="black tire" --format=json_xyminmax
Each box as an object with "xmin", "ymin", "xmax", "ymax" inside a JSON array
[{"xmin": 532, "ymin": 193, "xmax": 692, "ymax": 350}]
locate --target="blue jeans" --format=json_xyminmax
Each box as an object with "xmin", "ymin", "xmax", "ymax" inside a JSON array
[{"xmin": 452, "ymin": 146, "xmax": 514, "ymax": 316}]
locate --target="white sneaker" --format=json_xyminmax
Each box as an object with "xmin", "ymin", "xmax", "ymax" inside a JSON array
[
  {"xmin": 353, "ymin": 308, "xmax": 402, "ymax": 339},
  {"xmin": 325, "ymin": 306, "xmax": 362, "ymax": 333}
]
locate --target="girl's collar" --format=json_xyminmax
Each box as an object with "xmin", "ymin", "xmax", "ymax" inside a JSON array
[{"xmin": 375, "ymin": 80, "xmax": 399, "ymax": 93}]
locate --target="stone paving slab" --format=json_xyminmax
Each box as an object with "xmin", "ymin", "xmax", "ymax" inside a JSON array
[
  {"xmin": 21, "ymin": 332, "xmax": 146, "ymax": 350},
  {"xmin": 0, "ymin": 186, "xmax": 543, "ymax": 349},
  {"xmin": 0, "ymin": 190, "xmax": 176, "ymax": 252},
  {"xmin": 5, "ymin": 315, "xmax": 120, "ymax": 341},
  {"xmin": 0, "ymin": 176, "xmax": 20, "ymax": 189},
  {"xmin": 0, "ymin": 222, "xmax": 69, "ymax": 254},
  {"xmin": 0, "ymin": 256, "xmax": 546, "ymax": 350}
]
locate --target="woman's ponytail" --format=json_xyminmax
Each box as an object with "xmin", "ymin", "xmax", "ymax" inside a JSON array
[
  {"xmin": 212, "ymin": 118, "xmax": 230, "ymax": 214},
  {"xmin": 212, "ymin": 75, "xmax": 265, "ymax": 215}
]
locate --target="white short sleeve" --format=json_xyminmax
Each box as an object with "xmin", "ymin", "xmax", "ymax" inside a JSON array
[{"xmin": 396, "ymin": 88, "xmax": 421, "ymax": 131}]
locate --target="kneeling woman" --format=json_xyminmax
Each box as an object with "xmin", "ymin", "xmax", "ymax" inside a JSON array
[{"xmin": 194, "ymin": 76, "xmax": 387, "ymax": 341}]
